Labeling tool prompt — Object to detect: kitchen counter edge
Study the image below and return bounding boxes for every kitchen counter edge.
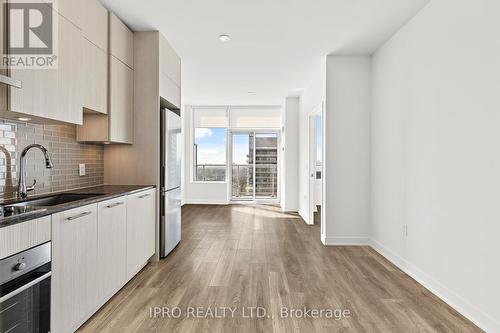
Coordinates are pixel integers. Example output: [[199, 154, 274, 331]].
[[0, 185, 156, 229]]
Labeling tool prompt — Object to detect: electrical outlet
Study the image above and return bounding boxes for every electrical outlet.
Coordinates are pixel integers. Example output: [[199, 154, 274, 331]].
[[79, 164, 86, 176], [403, 224, 408, 237]]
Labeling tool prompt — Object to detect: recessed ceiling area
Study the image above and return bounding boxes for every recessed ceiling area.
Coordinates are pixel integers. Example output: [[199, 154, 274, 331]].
[[100, 0, 430, 105]]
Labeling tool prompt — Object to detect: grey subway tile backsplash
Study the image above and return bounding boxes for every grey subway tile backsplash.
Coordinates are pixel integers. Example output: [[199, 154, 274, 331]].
[[0, 118, 104, 200]]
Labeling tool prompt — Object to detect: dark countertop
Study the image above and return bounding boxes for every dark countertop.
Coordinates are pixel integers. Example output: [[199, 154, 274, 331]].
[[0, 185, 155, 229]]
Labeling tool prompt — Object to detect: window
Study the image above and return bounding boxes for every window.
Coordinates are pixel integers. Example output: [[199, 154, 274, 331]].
[[193, 128, 227, 182]]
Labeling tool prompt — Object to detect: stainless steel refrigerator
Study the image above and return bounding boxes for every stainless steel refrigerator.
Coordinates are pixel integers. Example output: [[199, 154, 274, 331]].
[[160, 108, 182, 258]]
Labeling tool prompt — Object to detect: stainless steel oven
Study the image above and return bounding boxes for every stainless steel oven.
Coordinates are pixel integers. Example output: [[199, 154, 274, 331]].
[[0, 242, 51, 333]]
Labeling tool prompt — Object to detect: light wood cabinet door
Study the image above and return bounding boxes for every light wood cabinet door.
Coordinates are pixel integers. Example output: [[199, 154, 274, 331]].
[[160, 35, 181, 87], [97, 197, 126, 304], [50, 0, 83, 28], [159, 72, 181, 109], [126, 189, 155, 280], [0, 216, 51, 260], [109, 56, 134, 143], [109, 13, 133, 69], [51, 204, 98, 333], [82, 38, 108, 114], [82, 0, 108, 52], [0, 1, 7, 110], [9, 12, 82, 124]]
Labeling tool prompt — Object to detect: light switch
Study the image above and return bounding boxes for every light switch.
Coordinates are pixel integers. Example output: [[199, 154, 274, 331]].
[[79, 164, 86, 176]]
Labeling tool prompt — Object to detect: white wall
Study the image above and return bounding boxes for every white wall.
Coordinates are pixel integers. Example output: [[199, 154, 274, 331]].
[[323, 56, 371, 245], [371, 0, 500, 331], [281, 97, 300, 212]]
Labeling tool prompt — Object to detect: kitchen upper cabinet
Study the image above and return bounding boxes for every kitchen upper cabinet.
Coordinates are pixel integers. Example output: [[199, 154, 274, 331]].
[[109, 13, 134, 69], [52, 204, 99, 333], [109, 56, 134, 143], [160, 72, 181, 109], [80, 0, 108, 115], [50, 0, 84, 29], [126, 189, 155, 279], [82, 0, 108, 52], [78, 12, 134, 143], [77, 55, 133, 143], [82, 38, 108, 114], [97, 197, 126, 304], [159, 34, 181, 109], [160, 36, 181, 87], [6, 12, 83, 125]]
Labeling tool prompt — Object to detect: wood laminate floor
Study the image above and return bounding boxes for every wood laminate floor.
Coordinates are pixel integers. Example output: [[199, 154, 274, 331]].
[[79, 204, 482, 333]]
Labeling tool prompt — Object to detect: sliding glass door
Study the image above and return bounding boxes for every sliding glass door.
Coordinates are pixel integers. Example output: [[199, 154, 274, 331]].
[[230, 131, 279, 201]]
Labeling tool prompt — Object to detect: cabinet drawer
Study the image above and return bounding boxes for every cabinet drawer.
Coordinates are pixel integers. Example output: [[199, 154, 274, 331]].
[[0, 217, 51, 260]]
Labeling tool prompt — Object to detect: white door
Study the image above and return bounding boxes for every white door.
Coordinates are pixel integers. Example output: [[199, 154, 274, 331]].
[[309, 104, 323, 226]]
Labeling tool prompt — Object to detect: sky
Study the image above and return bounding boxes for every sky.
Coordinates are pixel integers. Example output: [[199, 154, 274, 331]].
[[232, 134, 251, 165], [195, 129, 280, 165], [316, 115, 322, 164], [195, 128, 227, 165]]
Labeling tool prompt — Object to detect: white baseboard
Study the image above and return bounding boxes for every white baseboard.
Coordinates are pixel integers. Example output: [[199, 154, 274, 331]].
[[323, 236, 369, 246], [183, 200, 228, 205], [299, 208, 312, 225], [321, 233, 327, 245], [370, 239, 499, 333]]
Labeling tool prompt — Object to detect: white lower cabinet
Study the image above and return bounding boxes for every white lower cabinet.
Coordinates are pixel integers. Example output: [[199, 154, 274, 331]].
[[126, 189, 156, 279], [97, 197, 127, 305], [51, 205, 99, 333], [51, 189, 156, 333]]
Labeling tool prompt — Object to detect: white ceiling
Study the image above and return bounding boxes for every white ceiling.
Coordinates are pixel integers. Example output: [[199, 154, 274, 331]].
[[100, 0, 429, 105]]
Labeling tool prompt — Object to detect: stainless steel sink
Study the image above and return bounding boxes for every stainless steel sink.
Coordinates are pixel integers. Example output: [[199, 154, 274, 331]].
[[6, 193, 102, 208]]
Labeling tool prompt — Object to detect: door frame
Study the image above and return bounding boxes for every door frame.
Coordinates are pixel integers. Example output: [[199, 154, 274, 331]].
[[309, 103, 324, 228], [227, 129, 281, 203]]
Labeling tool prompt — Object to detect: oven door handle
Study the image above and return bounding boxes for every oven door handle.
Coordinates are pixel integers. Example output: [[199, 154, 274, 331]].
[[0, 272, 51, 303]]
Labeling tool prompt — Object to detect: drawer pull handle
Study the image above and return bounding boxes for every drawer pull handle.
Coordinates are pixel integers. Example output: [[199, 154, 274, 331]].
[[106, 202, 124, 209], [67, 211, 92, 221], [138, 194, 151, 199]]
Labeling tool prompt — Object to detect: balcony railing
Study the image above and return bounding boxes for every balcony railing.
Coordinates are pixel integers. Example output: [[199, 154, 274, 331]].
[[195, 164, 226, 182], [232, 164, 277, 198], [195, 163, 278, 198]]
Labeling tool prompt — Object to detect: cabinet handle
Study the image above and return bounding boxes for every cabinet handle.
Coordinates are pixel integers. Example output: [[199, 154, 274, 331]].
[[106, 202, 124, 209], [66, 211, 92, 221], [0, 74, 22, 89], [138, 193, 151, 199]]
